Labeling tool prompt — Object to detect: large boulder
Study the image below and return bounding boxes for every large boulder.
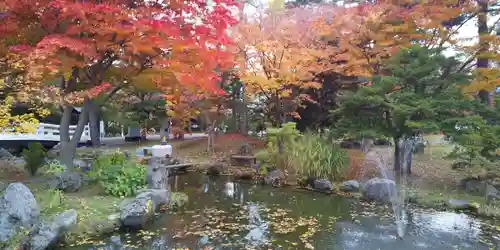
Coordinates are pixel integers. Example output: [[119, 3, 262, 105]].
[[362, 178, 397, 203], [459, 177, 487, 194], [120, 196, 155, 229], [49, 172, 83, 193], [485, 184, 500, 205], [340, 180, 361, 192], [120, 157, 173, 229], [0, 183, 40, 243], [120, 188, 170, 229], [0, 148, 13, 159], [23, 209, 77, 250], [136, 189, 170, 208], [313, 179, 333, 192]]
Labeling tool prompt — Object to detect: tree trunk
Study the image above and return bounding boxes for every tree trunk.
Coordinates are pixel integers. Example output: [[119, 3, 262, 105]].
[[88, 99, 101, 147], [203, 113, 214, 153], [231, 103, 239, 133], [59, 100, 90, 169], [476, 0, 491, 106], [141, 120, 148, 140], [393, 137, 402, 174], [239, 84, 248, 135], [404, 140, 413, 176], [187, 119, 193, 134], [393, 137, 413, 176], [274, 92, 283, 128], [239, 98, 248, 135]]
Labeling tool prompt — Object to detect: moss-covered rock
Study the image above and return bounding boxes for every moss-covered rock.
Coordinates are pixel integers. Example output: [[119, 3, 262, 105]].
[[29, 182, 123, 243]]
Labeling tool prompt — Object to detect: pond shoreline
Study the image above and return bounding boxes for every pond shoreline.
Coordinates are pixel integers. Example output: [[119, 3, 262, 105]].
[[1, 163, 498, 250], [202, 166, 500, 221], [62, 171, 499, 250]]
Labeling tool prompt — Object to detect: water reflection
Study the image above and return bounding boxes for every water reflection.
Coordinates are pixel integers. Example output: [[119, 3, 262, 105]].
[[224, 182, 234, 197], [413, 211, 480, 236], [335, 209, 492, 250], [244, 203, 270, 246], [63, 174, 498, 250]]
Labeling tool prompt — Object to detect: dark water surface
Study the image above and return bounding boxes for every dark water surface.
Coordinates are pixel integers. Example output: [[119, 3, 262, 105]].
[[64, 174, 499, 250]]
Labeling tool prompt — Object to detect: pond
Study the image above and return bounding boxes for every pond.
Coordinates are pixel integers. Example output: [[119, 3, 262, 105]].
[[65, 173, 499, 250]]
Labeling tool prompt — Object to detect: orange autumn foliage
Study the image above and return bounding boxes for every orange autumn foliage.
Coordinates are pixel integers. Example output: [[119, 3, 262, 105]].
[[234, 7, 325, 121], [311, 2, 471, 78], [1, 0, 239, 107]]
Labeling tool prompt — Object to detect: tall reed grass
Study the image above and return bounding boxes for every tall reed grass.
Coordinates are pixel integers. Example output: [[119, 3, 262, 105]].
[[290, 132, 349, 181]]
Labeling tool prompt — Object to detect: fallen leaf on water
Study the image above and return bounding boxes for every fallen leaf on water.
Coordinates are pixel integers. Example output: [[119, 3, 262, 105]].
[[304, 242, 315, 249]]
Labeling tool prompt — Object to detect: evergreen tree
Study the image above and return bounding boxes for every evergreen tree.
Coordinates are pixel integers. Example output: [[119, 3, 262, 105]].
[[333, 45, 493, 174]]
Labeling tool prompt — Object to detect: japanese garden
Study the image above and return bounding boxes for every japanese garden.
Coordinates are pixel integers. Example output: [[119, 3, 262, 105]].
[[0, 0, 499, 249]]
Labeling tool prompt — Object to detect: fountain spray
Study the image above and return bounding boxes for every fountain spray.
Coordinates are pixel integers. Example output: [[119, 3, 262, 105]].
[[370, 137, 416, 239]]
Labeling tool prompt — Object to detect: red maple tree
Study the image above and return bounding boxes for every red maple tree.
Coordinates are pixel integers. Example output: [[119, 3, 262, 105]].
[[1, 0, 239, 166]]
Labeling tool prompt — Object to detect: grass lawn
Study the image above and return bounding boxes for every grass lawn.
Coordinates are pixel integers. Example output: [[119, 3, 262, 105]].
[[366, 137, 500, 218]]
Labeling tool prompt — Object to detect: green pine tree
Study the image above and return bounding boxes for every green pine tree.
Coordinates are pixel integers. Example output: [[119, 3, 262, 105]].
[[333, 45, 497, 174]]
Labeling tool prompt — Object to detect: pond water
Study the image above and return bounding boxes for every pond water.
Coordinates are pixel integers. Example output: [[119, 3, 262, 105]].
[[65, 174, 499, 250]]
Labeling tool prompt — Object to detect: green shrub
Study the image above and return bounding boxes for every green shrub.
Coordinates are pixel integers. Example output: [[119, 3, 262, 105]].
[[256, 122, 301, 172], [22, 142, 47, 176], [291, 132, 349, 181], [86, 151, 128, 181], [444, 115, 500, 176], [40, 160, 66, 175], [36, 188, 65, 214], [87, 151, 146, 197], [99, 162, 146, 197], [256, 124, 348, 181]]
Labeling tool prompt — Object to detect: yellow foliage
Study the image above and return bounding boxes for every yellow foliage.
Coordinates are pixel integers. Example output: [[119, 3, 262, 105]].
[[235, 8, 321, 99], [130, 68, 178, 91], [0, 96, 39, 134], [463, 68, 500, 93], [166, 109, 175, 117], [302, 81, 322, 89], [269, 0, 284, 10]]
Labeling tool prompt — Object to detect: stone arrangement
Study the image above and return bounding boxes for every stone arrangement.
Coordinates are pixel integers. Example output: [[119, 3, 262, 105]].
[[0, 152, 178, 249], [0, 183, 77, 250], [119, 156, 172, 229]]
